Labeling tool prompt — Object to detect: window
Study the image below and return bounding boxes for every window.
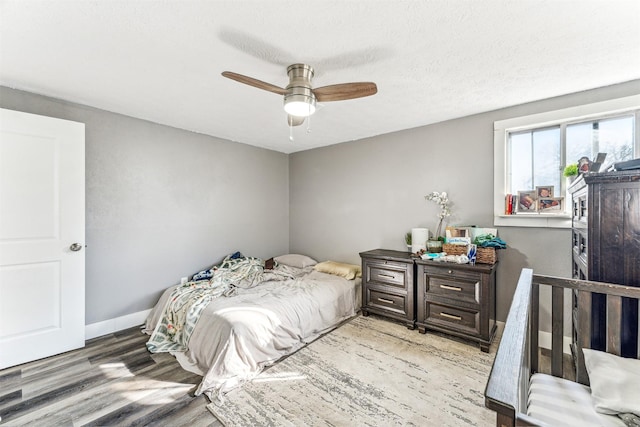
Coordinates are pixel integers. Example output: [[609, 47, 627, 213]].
[[494, 95, 640, 228]]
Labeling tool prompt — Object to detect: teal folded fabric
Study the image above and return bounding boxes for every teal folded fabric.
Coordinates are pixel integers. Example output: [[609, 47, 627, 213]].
[[473, 234, 507, 249]]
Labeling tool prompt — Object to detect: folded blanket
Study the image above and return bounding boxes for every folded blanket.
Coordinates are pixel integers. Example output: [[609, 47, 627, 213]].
[[473, 234, 507, 249]]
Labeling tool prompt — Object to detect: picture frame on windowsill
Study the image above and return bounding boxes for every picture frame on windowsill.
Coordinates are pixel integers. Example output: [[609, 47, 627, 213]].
[[517, 190, 537, 212], [536, 186, 554, 198], [538, 197, 564, 212]]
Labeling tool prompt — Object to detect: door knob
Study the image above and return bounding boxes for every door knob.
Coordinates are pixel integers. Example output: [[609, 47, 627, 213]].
[[70, 243, 83, 252]]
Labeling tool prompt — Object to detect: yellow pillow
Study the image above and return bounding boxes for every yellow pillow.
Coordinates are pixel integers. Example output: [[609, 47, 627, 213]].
[[314, 261, 362, 280]]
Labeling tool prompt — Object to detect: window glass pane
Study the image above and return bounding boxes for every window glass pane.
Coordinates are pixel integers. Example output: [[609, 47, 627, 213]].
[[599, 116, 634, 167], [533, 127, 561, 193], [567, 116, 635, 169], [509, 132, 532, 193], [509, 127, 561, 195], [566, 122, 592, 165]]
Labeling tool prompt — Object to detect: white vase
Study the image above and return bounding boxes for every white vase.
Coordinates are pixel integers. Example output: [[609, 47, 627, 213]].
[[411, 228, 429, 253]]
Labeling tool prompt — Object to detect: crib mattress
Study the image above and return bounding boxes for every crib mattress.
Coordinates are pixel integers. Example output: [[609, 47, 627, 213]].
[[527, 373, 625, 427]]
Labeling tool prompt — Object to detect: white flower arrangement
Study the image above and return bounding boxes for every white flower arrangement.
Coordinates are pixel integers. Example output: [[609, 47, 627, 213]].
[[424, 191, 451, 238]]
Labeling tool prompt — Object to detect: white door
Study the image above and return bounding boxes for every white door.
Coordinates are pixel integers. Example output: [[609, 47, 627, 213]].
[[0, 108, 85, 369]]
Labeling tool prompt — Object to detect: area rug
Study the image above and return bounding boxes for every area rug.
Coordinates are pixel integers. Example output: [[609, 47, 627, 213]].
[[207, 315, 498, 426]]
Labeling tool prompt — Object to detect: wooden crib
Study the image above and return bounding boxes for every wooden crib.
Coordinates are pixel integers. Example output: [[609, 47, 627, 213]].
[[484, 268, 640, 427]]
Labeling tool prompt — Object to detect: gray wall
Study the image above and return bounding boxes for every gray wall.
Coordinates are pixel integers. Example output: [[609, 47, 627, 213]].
[[0, 86, 290, 324], [3, 80, 639, 326], [289, 80, 640, 321]]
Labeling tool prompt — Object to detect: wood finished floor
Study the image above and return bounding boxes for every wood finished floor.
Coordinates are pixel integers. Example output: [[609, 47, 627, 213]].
[[0, 327, 221, 427]]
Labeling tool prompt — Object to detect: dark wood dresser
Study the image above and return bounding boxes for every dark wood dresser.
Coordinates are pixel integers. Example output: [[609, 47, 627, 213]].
[[359, 249, 416, 329], [414, 260, 497, 352], [569, 170, 640, 357]]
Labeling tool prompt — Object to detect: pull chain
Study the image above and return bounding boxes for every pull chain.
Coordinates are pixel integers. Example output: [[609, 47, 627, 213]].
[[289, 118, 294, 142]]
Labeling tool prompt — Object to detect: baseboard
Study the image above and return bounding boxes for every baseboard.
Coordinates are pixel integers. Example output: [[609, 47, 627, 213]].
[[538, 330, 572, 354], [85, 309, 152, 340], [496, 321, 571, 354]]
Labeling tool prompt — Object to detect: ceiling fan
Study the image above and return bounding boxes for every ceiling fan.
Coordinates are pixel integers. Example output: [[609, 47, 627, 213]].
[[221, 64, 377, 126]]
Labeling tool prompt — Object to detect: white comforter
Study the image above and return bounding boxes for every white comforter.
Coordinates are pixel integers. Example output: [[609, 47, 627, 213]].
[[143, 266, 361, 400]]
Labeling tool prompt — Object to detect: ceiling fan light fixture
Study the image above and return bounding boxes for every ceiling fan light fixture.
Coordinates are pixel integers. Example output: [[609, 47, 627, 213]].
[[222, 62, 377, 125], [284, 93, 316, 117]]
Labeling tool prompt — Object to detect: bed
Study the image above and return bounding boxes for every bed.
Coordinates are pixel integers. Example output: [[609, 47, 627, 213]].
[[484, 269, 640, 427], [142, 252, 362, 400]]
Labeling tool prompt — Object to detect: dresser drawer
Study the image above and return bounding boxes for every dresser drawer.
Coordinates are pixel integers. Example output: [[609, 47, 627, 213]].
[[425, 302, 480, 335], [366, 289, 407, 315], [421, 265, 482, 283], [425, 276, 479, 304], [364, 260, 409, 290]]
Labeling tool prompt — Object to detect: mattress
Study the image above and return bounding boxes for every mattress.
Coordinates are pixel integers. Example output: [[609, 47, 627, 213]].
[[527, 373, 625, 427], [144, 267, 361, 400]]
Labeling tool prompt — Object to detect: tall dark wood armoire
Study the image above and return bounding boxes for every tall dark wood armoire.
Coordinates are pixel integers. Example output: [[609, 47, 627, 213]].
[[569, 169, 640, 357]]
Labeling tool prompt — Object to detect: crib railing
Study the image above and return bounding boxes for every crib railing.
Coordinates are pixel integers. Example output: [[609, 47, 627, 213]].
[[484, 268, 640, 427]]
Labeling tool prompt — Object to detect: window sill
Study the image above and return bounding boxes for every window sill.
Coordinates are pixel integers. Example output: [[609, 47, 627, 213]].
[[494, 214, 571, 228]]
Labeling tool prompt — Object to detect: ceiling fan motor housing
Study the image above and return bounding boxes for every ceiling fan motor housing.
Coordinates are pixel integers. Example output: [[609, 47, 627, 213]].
[[284, 63, 316, 116]]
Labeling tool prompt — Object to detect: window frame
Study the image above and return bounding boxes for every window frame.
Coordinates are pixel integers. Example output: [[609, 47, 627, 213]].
[[494, 94, 640, 228]]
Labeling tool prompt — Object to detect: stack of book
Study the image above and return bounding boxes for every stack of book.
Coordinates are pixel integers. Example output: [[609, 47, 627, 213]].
[[504, 194, 517, 215]]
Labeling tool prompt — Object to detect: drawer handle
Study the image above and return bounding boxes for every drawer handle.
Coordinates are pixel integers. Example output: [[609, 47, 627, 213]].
[[440, 312, 462, 321], [447, 270, 453, 274], [379, 273, 395, 278], [378, 297, 394, 304], [439, 284, 462, 292]]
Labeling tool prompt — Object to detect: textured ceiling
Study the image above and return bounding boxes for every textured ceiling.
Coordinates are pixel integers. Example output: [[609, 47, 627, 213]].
[[1, 1, 639, 153]]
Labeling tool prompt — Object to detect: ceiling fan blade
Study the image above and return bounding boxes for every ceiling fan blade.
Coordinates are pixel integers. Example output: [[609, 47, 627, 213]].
[[287, 115, 305, 127], [313, 82, 377, 102], [221, 71, 287, 95]]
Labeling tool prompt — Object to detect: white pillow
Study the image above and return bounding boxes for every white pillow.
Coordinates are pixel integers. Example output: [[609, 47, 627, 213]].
[[273, 254, 317, 269], [583, 348, 640, 416]]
